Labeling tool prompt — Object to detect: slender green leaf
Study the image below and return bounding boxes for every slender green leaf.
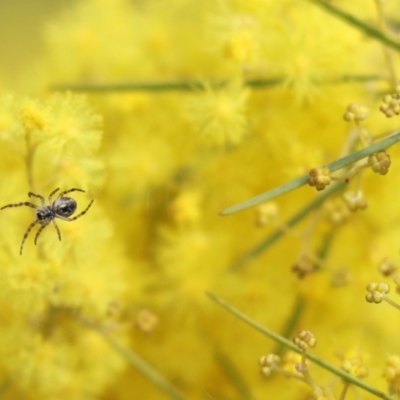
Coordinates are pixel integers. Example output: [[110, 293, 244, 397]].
[[98, 329, 187, 400], [51, 75, 382, 92], [309, 0, 400, 52], [208, 292, 395, 400], [221, 131, 400, 215], [230, 182, 345, 271]]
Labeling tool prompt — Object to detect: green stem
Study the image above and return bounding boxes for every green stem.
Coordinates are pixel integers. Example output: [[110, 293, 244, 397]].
[[215, 351, 253, 400], [51, 75, 382, 92], [221, 131, 400, 215], [52, 78, 281, 92], [276, 296, 305, 355], [0, 378, 12, 396], [373, 0, 397, 86], [314, 228, 337, 271], [383, 295, 400, 311], [230, 182, 345, 271], [309, 0, 400, 52], [207, 292, 395, 400], [339, 381, 351, 400], [97, 328, 187, 400]]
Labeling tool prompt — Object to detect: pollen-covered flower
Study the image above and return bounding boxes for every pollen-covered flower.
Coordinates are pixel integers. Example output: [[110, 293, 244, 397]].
[[46, 93, 103, 156], [2, 0, 400, 399], [20, 97, 49, 133], [167, 189, 202, 227], [0, 94, 27, 163], [207, 1, 263, 65], [186, 81, 249, 147]]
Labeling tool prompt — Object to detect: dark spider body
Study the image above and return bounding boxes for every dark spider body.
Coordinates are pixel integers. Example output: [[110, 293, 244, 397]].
[[1, 188, 93, 255], [36, 197, 77, 223]]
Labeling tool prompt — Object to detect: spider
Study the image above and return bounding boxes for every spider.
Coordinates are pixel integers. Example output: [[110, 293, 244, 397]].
[[1, 188, 94, 255]]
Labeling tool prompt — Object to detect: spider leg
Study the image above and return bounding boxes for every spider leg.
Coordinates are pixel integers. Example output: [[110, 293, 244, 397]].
[[28, 192, 45, 206], [48, 188, 60, 203], [52, 220, 62, 241], [34, 224, 48, 245], [58, 188, 85, 198], [20, 221, 38, 255], [1, 202, 38, 210], [56, 199, 94, 221]]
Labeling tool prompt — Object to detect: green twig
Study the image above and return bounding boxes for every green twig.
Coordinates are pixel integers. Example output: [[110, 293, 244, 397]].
[[207, 292, 395, 400], [309, 0, 400, 52], [314, 229, 337, 271], [221, 131, 400, 215], [215, 351, 253, 400], [51, 75, 382, 92], [97, 328, 187, 400], [276, 296, 304, 355], [230, 182, 345, 271], [52, 78, 281, 92], [0, 378, 12, 396]]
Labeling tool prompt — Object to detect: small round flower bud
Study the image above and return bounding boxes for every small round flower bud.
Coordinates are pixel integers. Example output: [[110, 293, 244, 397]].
[[293, 330, 317, 351], [259, 353, 280, 367], [342, 190, 367, 212], [308, 167, 331, 191], [343, 103, 369, 122], [135, 308, 159, 333], [292, 256, 315, 279], [342, 358, 369, 378], [365, 292, 383, 303], [368, 151, 391, 175], [378, 258, 398, 277], [106, 299, 123, 318], [260, 366, 273, 376], [311, 387, 336, 400], [324, 199, 351, 225], [380, 87, 400, 118], [295, 362, 307, 373], [255, 202, 279, 227], [383, 355, 400, 387], [365, 282, 390, 303], [259, 354, 280, 376]]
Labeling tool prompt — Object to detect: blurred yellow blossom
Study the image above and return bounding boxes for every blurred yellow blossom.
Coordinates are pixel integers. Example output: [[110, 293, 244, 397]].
[[0, 0, 400, 399], [186, 81, 249, 147]]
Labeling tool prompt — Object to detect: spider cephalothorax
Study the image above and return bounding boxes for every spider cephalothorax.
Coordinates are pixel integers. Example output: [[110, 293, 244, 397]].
[[1, 188, 94, 254]]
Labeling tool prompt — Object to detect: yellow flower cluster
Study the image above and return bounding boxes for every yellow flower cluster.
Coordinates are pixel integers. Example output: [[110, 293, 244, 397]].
[[0, 0, 400, 399], [0, 92, 128, 398]]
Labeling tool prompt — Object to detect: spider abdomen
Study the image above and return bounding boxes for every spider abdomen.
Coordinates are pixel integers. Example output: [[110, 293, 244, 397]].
[[53, 197, 77, 217]]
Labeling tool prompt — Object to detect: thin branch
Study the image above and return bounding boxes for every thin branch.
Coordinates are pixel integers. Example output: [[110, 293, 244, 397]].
[[276, 296, 305, 355], [96, 327, 187, 400], [221, 131, 400, 216], [215, 351, 253, 400], [51, 75, 383, 92], [0, 378, 12, 396], [207, 292, 395, 400], [230, 182, 345, 271], [309, 0, 400, 52]]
